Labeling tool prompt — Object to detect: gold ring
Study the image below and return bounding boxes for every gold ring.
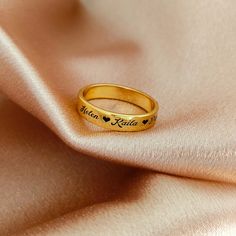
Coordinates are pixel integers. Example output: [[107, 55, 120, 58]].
[[77, 83, 159, 131]]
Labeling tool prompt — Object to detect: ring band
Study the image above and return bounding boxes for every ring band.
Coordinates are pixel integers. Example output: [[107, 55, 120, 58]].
[[77, 83, 159, 131]]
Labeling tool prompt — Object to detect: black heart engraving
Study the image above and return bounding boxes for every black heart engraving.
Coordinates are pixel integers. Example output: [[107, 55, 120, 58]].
[[103, 116, 110, 122], [142, 119, 148, 124]]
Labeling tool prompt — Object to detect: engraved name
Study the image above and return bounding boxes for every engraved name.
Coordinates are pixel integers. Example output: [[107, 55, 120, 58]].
[[111, 118, 138, 128], [80, 106, 99, 119]]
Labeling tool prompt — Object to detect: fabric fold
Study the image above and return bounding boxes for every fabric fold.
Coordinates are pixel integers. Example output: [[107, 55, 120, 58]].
[[1, 0, 236, 235], [0, 0, 236, 183]]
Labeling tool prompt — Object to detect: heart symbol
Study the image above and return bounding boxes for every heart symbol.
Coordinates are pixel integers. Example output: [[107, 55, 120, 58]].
[[142, 119, 148, 124], [103, 116, 110, 122]]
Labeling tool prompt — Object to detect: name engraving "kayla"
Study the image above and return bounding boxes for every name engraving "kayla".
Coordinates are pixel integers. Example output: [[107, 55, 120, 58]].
[[80, 106, 99, 119]]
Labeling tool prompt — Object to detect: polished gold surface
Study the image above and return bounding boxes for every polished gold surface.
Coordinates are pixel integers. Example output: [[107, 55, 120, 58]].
[[77, 84, 159, 131]]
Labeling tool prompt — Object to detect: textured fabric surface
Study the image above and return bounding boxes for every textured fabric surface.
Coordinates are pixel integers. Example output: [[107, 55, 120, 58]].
[[0, 0, 236, 235]]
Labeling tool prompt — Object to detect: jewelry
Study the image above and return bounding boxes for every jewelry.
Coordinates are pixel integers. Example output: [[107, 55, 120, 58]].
[[77, 83, 159, 131]]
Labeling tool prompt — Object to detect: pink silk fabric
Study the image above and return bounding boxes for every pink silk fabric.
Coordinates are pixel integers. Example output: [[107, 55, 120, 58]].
[[0, 0, 236, 235]]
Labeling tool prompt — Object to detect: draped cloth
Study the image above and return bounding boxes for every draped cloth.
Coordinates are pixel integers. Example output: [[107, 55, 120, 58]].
[[0, 1, 236, 235]]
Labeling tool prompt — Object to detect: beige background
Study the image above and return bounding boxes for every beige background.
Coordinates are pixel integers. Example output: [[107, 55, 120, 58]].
[[0, 0, 236, 235]]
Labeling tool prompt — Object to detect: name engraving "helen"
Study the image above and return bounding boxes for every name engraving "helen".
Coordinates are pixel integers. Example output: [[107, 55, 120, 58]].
[[80, 106, 99, 119]]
